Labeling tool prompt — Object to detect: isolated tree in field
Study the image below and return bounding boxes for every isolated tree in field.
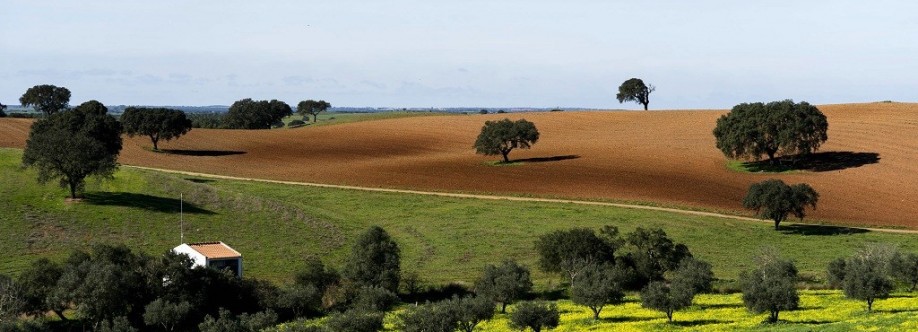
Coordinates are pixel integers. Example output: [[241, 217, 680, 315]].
[[224, 98, 293, 129], [474, 118, 539, 163], [891, 252, 918, 292], [22, 100, 123, 199], [640, 281, 694, 323], [837, 246, 896, 312], [19, 84, 71, 116], [616, 78, 655, 110], [535, 228, 617, 286], [743, 179, 819, 230], [570, 263, 625, 320], [475, 260, 532, 313], [121, 107, 193, 151], [625, 227, 692, 283], [297, 99, 331, 122], [739, 251, 799, 323], [713, 100, 828, 163], [343, 226, 401, 292]]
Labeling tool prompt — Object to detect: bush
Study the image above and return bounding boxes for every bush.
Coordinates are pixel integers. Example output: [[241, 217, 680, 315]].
[[352, 286, 398, 311], [397, 301, 455, 332], [508, 301, 559, 332], [288, 119, 307, 127], [343, 226, 401, 292], [325, 310, 384, 332]]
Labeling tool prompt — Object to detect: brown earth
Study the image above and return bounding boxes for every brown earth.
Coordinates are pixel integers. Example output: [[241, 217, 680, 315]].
[[2, 102, 916, 228]]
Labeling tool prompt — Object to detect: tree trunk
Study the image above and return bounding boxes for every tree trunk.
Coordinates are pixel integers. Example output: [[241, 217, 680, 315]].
[[774, 219, 781, 230], [766, 149, 777, 164], [313, 113, 318, 122], [151, 135, 160, 151], [643, 102, 649, 111], [667, 311, 673, 323], [867, 299, 873, 312], [54, 309, 68, 321], [770, 310, 779, 322], [501, 302, 507, 313], [69, 179, 78, 199], [501, 151, 510, 163], [592, 307, 601, 320]]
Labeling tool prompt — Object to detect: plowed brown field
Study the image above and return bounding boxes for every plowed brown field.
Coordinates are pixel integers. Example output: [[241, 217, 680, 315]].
[[2, 103, 916, 228]]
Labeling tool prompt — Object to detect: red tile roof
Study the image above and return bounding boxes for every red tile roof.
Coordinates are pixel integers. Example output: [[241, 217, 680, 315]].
[[188, 242, 241, 259]]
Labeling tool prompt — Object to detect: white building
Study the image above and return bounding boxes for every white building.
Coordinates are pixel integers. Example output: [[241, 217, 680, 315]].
[[172, 241, 243, 277]]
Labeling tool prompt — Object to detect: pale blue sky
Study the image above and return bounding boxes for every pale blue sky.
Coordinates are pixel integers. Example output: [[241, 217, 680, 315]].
[[2, 1, 916, 109]]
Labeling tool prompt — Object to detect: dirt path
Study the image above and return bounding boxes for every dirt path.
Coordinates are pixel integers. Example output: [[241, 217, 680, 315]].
[[125, 165, 918, 235]]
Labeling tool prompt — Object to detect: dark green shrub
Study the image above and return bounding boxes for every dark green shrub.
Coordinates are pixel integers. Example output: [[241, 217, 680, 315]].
[[325, 310, 384, 332], [508, 301, 559, 332]]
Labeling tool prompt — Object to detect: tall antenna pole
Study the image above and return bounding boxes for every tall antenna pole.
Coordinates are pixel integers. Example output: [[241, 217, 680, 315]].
[[180, 193, 184, 244]]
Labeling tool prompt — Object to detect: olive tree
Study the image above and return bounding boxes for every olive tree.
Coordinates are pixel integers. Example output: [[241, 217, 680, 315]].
[[835, 246, 896, 312], [474, 118, 539, 163], [743, 179, 819, 230], [121, 107, 193, 151], [297, 100, 331, 122], [616, 78, 655, 110], [143, 298, 192, 331], [20, 84, 71, 116], [713, 100, 828, 163], [343, 226, 401, 292], [474, 260, 532, 313], [739, 251, 799, 323], [640, 281, 693, 323], [534, 228, 617, 286], [891, 252, 918, 292], [570, 264, 625, 320], [22, 100, 123, 198], [508, 301, 559, 332], [625, 227, 692, 284]]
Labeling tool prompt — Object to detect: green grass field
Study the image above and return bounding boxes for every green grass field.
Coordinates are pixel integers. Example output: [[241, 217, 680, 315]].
[[2, 147, 916, 289]]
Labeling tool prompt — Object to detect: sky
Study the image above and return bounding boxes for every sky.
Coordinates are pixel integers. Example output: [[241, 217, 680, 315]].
[[2, 1, 917, 109]]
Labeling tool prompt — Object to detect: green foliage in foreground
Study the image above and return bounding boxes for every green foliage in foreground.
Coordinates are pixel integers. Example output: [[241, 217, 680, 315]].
[[2, 147, 918, 288]]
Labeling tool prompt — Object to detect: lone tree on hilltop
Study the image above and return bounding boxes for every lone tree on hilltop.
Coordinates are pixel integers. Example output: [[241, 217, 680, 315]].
[[743, 179, 819, 230], [713, 100, 828, 164], [20, 84, 72, 116], [121, 107, 193, 151], [474, 118, 539, 163], [475, 259, 532, 313], [0, 102, 7, 117], [22, 100, 123, 199], [224, 98, 292, 129], [616, 78, 655, 110], [343, 226, 401, 292], [739, 250, 799, 323], [297, 99, 331, 123]]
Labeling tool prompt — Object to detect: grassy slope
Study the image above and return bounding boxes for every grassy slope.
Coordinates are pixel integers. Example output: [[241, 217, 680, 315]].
[[2, 148, 916, 288]]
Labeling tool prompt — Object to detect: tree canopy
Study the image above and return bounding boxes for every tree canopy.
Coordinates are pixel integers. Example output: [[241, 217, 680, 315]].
[[739, 251, 799, 323], [22, 100, 123, 198], [343, 226, 402, 292], [19, 84, 72, 116], [640, 281, 693, 323], [224, 99, 292, 129], [743, 179, 819, 230], [474, 118, 539, 163], [474, 260, 532, 313], [297, 100, 331, 122], [534, 228, 617, 286], [121, 107, 193, 151], [570, 264, 625, 320], [713, 100, 828, 163], [616, 78, 655, 110]]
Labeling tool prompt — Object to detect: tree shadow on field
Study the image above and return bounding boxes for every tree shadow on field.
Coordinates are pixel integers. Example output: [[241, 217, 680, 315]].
[[84, 192, 214, 214], [160, 149, 246, 157], [793, 319, 833, 325], [669, 319, 726, 327], [779, 224, 869, 236], [701, 303, 743, 309], [185, 178, 215, 184], [740, 151, 879, 172], [602, 316, 654, 323], [514, 155, 580, 163]]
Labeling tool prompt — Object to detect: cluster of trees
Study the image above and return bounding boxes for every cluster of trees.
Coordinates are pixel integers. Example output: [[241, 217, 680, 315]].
[[0, 226, 403, 332], [224, 99, 293, 129], [474, 118, 540, 163]]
